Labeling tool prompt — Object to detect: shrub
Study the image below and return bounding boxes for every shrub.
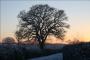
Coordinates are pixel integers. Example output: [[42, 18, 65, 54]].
[[62, 42, 90, 60], [0, 44, 25, 60]]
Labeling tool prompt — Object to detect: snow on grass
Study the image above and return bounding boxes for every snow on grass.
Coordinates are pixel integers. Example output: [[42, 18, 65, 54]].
[[29, 53, 63, 60]]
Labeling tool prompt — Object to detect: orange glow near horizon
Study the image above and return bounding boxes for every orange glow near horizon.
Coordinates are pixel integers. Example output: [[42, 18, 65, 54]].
[[0, 33, 16, 42], [0, 32, 90, 43]]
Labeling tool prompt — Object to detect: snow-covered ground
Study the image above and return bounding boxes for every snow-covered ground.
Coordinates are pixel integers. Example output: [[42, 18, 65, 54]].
[[24, 44, 64, 51], [28, 53, 63, 60]]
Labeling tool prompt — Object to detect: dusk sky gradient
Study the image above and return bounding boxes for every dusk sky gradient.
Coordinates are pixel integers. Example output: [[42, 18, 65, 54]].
[[0, 1, 90, 42]]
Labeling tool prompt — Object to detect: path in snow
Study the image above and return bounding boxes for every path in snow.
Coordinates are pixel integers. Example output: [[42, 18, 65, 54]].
[[29, 53, 63, 60]]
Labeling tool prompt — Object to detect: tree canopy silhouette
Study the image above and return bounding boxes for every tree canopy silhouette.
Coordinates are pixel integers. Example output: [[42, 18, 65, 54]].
[[15, 4, 70, 49]]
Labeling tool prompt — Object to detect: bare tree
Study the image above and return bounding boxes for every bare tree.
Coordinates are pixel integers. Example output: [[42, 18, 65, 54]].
[[2, 37, 15, 44], [15, 4, 70, 49]]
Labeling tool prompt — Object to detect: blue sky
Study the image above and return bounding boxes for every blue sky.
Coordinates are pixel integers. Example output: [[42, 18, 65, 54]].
[[0, 1, 90, 42]]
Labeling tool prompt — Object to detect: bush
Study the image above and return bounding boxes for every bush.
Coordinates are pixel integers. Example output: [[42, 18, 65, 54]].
[[62, 42, 90, 60], [0, 44, 25, 60]]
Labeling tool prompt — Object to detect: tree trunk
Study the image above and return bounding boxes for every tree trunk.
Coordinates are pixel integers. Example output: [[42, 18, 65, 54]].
[[17, 39, 20, 45], [39, 35, 47, 49], [36, 33, 47, 49], [39, 42, 45, 49]]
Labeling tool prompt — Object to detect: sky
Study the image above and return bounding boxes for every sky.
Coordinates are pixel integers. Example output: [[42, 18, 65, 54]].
[[0, 0, 90, 42]]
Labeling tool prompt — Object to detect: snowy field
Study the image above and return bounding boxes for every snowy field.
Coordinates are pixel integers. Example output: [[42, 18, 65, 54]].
[[29, 53, 63, 60]]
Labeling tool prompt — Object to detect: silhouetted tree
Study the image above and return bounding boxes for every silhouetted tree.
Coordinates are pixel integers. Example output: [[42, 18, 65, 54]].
[[2, 37, 15, 44], [71, 38, 80, 44], [15, 4, 70, 49]]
